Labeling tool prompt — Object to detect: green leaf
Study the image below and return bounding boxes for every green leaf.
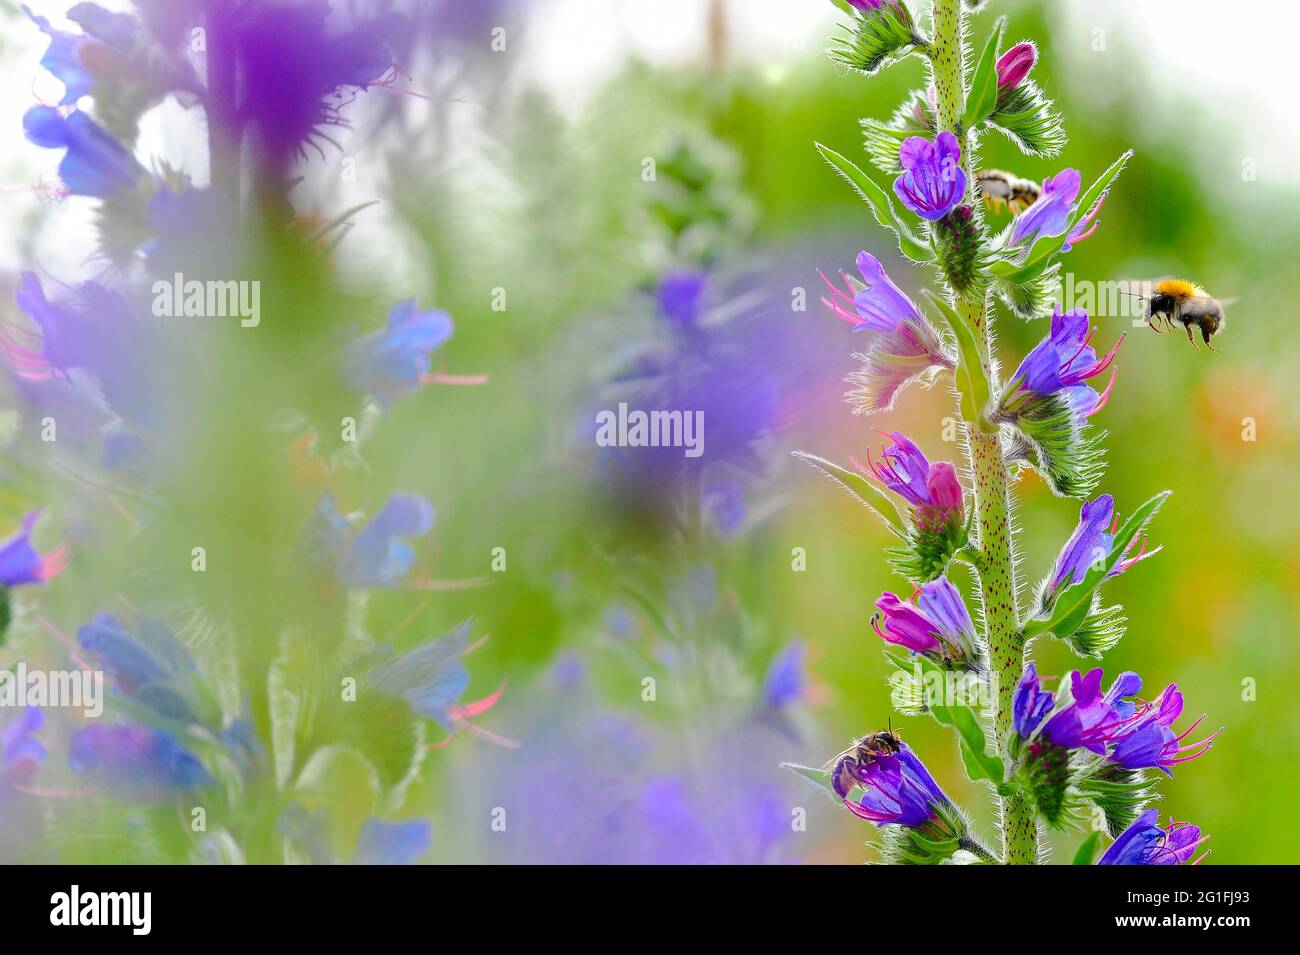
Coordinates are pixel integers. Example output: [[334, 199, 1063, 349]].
[[1024, 490, 1170, 641], [963, 17, 1006, 129], [791, 451, 907, 536], [923, 291, 995, 433], [781, 762, 840, 802], [814, 141, 932, 262], [986, 79, 1067, 158], [828, 3, 921, 78], [1071, 830, 1102, 865], [1017, 150, 1132, 272]]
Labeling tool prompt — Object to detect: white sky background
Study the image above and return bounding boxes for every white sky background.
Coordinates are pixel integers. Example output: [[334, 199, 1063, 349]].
[[3, 0, 1299, 280]]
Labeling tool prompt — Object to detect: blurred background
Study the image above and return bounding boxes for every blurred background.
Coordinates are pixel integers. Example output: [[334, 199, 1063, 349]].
[[0, 0, 1296, 863]]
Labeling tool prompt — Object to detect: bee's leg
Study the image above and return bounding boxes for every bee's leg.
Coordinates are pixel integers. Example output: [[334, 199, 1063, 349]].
[[1202, 325, 1220, 352], [1185, 322, 1200, 351]]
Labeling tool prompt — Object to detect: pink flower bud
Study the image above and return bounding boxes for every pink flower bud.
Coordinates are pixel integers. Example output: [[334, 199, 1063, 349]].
[[995, 42, 1036, 92]]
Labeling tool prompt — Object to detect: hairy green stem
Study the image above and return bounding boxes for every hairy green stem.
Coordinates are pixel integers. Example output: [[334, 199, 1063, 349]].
[[928, 0, 1035, 864]]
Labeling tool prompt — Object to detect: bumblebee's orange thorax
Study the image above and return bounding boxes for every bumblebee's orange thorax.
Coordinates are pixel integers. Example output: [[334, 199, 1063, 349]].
[[1154, 279, 1203, 300]]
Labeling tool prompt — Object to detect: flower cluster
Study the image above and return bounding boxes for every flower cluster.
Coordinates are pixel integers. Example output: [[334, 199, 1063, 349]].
[[801, 0, 1220, 867]]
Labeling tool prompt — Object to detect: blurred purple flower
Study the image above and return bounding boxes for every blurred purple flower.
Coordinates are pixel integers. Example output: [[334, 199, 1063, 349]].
[[762, 640, 808, 710], [342, 299, 454, 408], [1099, 809, 1208, 865], [24, 5, 97, 105], [1, 708, 46, 789], [77, 614, 200, 723], [69, 725, 211, 797], [232, 2, 404, 165], [23, 106, 144, 198], [894, 132, 966, 221], [0, 511, 69, 587], [656, 270, 709, 329], [354, 818, 432, 865], [307, 491, 434, 588]]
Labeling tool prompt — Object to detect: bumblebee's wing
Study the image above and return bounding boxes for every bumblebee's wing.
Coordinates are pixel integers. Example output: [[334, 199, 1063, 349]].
[[1180, 296, 1223, 320]]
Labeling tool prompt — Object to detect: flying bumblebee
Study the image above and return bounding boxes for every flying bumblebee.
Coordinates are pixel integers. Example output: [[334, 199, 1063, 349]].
[[1144, 279, 1226, 352], [825, 725, 904, 797], [976, 169, 1041, 215]]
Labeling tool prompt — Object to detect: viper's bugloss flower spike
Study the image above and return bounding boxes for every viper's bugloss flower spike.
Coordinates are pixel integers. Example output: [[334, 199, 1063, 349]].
[[1046, 493, 1161, 601], [995, 42, 1036, 92], [1108, 684, 1223, 775], [69, 725, 212, 797], [1, 707, 46, 789], [23, 106, 145, 199], [353, 818, 433, 865], [0, 511, 69, 587], [1099, 809, 1209, 865], [894, 132, 967, 221], [872, 577, 980, 668], [342, 299, 454, 408]]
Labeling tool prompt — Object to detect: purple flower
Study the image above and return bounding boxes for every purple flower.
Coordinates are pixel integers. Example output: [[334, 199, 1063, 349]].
[[77, 614, 199, 723], [23, 106, 144, 199], [307, 492, 435, 589], [24, 5, 97, 105], [872, 577, 978, 666], [840, 744, 952, 827], [69, 725, 211, 797], [354, 818, 432, 865], [1108, 684, 1222, 775], [1004, 307, 1123, 420], [762, 640, 808, 710], [819, 251, 921, 334], [1008, 168, 1103, 251], [1047, 494, 1160, 598], [1, 708, 45, 789], [1013, 664, 1055, 739], [1099, 809, 1208, 865], [856, 432, 965, 533], [995, 42, 1036, 92], [1039, 668, 1138, 755], [342, 299, 454, 408], [656, 270, 709, 328], [894, 132, 967, 221], [0, 511, 68, 588], [366, 620, 505, 733], [822, 254, 955, 413], [232, 3, 403, 167]]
